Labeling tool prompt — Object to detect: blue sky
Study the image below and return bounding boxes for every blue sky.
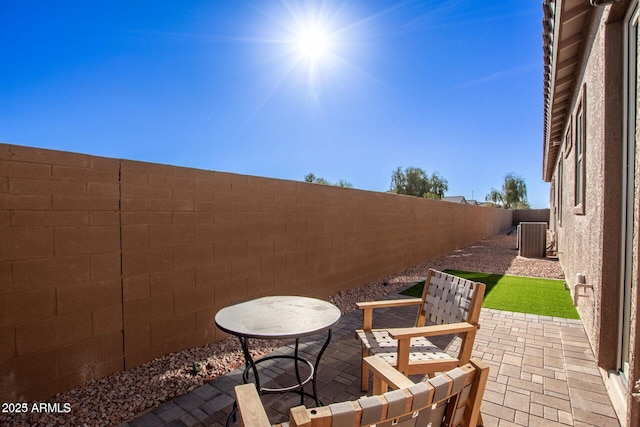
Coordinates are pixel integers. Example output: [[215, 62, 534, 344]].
[[1, 1, 548, 207]]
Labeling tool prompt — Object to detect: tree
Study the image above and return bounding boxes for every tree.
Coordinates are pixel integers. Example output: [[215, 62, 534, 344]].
[[304, 173, 353, 188], [389, 166, 448, 199], [428, 172, 448, 199], [485, 173, 529, 209], [305, 173, 331, 185], [335, 179, 353, 188]]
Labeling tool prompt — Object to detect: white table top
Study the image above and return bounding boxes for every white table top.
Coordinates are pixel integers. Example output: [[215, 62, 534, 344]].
[[214, 296, 341, 339]]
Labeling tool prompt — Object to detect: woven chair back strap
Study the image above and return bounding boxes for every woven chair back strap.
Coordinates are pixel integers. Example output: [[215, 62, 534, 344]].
[[326, 366, 471, 427], [422, 270, 475, 325]]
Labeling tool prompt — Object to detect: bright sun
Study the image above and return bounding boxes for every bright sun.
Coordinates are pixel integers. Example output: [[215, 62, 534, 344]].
[[251, 1, 361, 100], [296, 26, 331, 61]]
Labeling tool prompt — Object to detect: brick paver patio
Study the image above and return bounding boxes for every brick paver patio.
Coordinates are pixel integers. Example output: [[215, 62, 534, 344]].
[[120, 287, 620, 427]]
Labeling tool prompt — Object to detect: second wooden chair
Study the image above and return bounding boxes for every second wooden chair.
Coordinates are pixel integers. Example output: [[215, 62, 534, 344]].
[[355, 269, 486, 391]]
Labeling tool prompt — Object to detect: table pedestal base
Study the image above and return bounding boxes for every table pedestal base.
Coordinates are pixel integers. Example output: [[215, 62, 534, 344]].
[[227, 330, 332, 425]]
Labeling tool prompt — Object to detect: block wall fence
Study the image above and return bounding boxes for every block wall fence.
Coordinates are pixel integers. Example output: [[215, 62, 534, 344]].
[[0, 143, 513, 401], [512, 208, 550, 225]]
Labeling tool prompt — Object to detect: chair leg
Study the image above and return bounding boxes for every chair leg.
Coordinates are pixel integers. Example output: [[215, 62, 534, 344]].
[[361, 347, 370, 392]]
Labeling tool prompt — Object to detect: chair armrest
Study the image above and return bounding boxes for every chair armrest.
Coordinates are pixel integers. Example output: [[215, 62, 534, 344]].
[[364, 355, 414, 394], [388, 322, 477, 340], [234, 383, 271, 427], [356, 298, 423, 310], [357, 298, 423, 330]]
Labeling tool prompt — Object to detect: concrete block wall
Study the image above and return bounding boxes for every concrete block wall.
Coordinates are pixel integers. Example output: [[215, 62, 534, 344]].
[[513, 208, 550, 225], [0, 144, 123, 401], [0, 143, 512, 401]]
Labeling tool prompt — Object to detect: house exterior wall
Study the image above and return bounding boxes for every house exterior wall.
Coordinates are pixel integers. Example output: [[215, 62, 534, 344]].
[[547, 2, 638, 424], [0, 143, 513, 401], [552, 8, 609, 358]]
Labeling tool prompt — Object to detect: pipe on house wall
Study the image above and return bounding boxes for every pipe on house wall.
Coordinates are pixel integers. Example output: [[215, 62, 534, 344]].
[[574, 273, 594, 306]]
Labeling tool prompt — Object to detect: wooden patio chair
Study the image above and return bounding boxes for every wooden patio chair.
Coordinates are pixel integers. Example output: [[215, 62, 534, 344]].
[[356, 269, 486, 391], [234, 356, 489, 427]]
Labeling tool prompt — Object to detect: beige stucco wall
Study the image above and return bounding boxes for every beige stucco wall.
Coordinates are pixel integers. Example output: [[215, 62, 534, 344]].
[[548, 5, 638, 424], [552, 8, 607, 361], [0, 143, 512, 401]]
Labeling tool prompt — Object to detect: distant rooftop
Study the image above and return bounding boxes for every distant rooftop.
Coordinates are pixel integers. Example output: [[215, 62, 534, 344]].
[[442, 196, 468, 204]]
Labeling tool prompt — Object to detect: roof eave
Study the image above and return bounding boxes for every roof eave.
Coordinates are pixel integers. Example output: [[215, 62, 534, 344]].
[[542, 0, 594, 182]]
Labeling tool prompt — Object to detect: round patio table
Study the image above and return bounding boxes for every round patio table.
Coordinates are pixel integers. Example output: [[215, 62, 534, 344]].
[[215, 296, 341, 414]]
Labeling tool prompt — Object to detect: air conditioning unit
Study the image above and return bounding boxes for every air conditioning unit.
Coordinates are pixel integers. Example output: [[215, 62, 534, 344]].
[[518, 222, 547, 258]]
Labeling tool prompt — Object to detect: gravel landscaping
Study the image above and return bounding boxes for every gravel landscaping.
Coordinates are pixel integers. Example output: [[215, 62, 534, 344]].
[[1, 229, 565, 427]]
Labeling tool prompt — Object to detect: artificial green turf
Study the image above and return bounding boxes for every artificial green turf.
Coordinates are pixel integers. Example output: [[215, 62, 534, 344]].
[[401, 269, 580, 319]]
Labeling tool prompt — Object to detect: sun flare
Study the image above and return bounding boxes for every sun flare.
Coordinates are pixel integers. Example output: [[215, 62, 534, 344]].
[[296, 26, 331, 61], [249, 1, 370, 103]]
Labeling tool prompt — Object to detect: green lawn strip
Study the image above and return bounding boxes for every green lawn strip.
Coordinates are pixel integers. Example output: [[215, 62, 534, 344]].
[[400, 269, 580, 319]]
